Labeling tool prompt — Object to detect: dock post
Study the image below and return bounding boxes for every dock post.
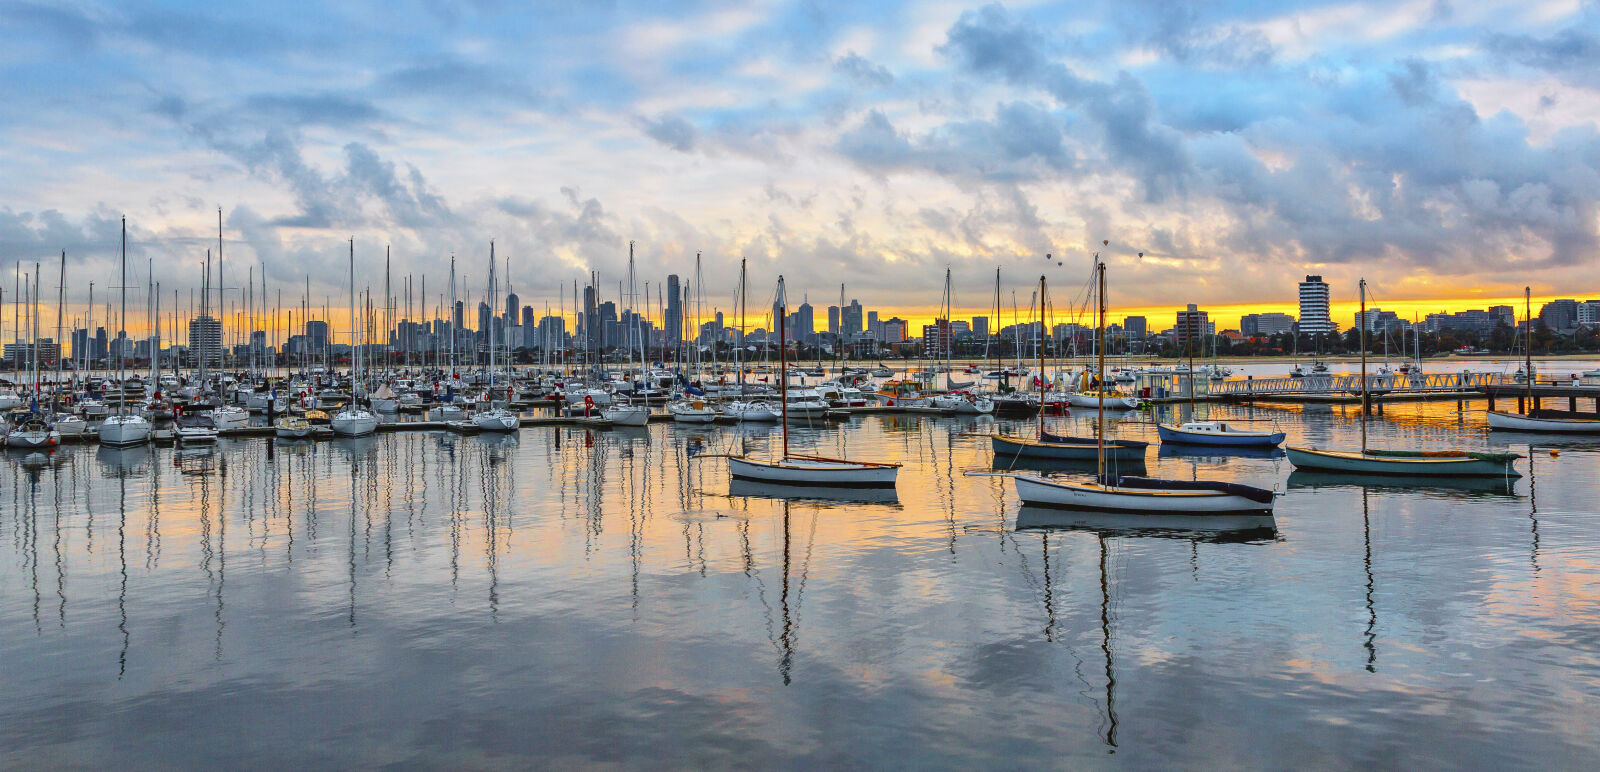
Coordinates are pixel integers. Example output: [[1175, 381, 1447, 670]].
[[1487, 392, 1495, 411], [1571, 396, 1578, 412], [1518, 395, 1525, 412], [1534, 395, 1541, 411]]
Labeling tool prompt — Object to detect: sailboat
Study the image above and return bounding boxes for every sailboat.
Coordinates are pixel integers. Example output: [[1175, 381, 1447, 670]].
[[97, 218, 153, 446], [472, 242, 521, 432], [723, 258, 780, 422], [1487, 287, 1600, 433], [1011, 253, 1276, 518], [727, 276, 899, 488], [6, 264, 58, 449], [992, 272, 1147, 463], [330, 239, 378, 437], [602, 242, 651, 427], [1288, 279, 1522, 475]]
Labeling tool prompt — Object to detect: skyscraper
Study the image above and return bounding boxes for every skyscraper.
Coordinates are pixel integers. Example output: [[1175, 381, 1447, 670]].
[[583, 284, 598, 350], [1175, 305, 1208, 348], [1298, 275, 1335, 336], [189, 315, 222, 367], [665, 274, 682, 345], [828, 305, 840, 336], [504, 292, 520, 325]]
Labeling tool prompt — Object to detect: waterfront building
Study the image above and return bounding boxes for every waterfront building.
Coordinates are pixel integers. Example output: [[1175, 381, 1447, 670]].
[[1298, 275, 1335, 336]]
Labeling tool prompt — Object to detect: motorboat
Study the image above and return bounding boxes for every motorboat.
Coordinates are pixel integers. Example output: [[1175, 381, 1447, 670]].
[[783, 389, 830, 421], [429, 403, 466, 421], [602, 402, 651, 426], [1157, 421, 1285, 447], [724, 400, 780, 422], [210, 405, 250, 430], [930, 392, 995, 414], [52, 413, 88, 438], [274, 416, 314, 439], [668, 399, 720, 423], [174, 413, 219, 443]]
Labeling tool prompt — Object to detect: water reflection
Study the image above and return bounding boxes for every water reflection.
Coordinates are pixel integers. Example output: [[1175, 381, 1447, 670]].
[[2, 405, 1599, 767]]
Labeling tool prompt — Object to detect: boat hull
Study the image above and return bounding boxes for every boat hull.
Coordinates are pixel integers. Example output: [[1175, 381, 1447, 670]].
[[473, 411, 521, 432], [1286, 446, 1520, 477], [330, 411, 379, 437], [602, 406, 650, 426], [991, 435, 1147, 462], [1157, 424, 1286, 447], [97, 416, 152, 446], [5, 430, 58, 449], [1486, 410, 1600, 433], [728, 456, 897, 487], [1014, 476, 1274, 520]]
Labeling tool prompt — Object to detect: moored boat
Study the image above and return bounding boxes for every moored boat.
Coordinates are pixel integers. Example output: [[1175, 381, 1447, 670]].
[[1486, 409, 1600, 433], [1157, 421, 1285, 447], [1285, 446, 1521, 477]]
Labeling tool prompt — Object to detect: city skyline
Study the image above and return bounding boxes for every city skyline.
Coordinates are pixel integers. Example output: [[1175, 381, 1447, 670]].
[[3, 2, 1598, 322]]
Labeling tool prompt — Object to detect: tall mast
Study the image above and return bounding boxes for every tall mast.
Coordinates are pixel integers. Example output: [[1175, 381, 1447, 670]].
[[1359, 278, 1368, 454], [54, 250, 65, 407], [1096, 258, 1106, 481], [1524, 286, 1533, 403], [117, 217, 128, 415], [349, 238, 358, 400], [778, 275, 789, 458], [1037, 272, 1046, 439], [738, 258, 747, 393], [487, 241, 496, 392]]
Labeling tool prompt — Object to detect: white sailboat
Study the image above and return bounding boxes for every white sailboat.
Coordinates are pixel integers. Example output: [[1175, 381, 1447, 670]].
[[1487, 287, 1600, 433], [472, 242, 520, 432], [727, 276, 899, 488], [602, 242, 651, 428], [1289, 279, 1522, 475], [1011, 251, 1275, 519], [330, 239, 378, 438], [97, 217, 152, 447]]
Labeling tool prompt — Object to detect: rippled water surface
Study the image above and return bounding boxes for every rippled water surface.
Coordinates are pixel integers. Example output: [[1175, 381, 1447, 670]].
[[4, 402, 1599, 767]]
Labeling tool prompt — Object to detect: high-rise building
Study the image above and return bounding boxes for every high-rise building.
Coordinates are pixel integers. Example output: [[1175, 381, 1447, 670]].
[[1175, 304, 1208, 348], [477, 302, 492, 343], [881, 317, 908, 343], [1122, 316, 1147, 339], [504, 292, 520, 324], [665, 274, 683, 345], [793, 301, 814, 341], [453, 300, 465, 332], [582, 285, 599, 350], [827, 306, 840, 336], [94, 326, 108, 361], [1353, 309, 1409, 334], [189, 315, 222, 367], [841, 299, 864, 337], [1298, 275, 1335, 336], [921, 319, 952, 356], [972, 316, 989, 338], [71, 328, 89, 362]]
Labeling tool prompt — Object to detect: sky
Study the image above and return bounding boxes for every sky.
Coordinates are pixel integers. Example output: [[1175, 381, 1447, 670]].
[[1, 0, 1598, 335]]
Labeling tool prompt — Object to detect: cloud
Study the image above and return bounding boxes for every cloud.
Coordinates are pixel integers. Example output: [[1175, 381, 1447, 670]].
[[639, 112, 697, 152], [833, 52, 894, 87]]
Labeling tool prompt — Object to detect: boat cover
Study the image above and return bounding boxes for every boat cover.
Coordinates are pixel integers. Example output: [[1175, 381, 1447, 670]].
[[1104, 475, 1275, 504]]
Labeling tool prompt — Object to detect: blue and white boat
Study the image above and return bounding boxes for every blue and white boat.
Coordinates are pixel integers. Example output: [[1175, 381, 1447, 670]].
[[1157, 421, 1285, 448]]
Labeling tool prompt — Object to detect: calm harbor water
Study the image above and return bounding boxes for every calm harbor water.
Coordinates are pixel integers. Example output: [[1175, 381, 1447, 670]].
[[3, 402, 1598, 767]]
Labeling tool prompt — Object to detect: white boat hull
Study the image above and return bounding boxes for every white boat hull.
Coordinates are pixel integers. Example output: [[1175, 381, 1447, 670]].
[[473, 410, 521, 432], [330, 410, 379, 437], [726, 403, 780, 422], [1014, 476, 1274, 517], [97, 415, 153, 446], [5, 429, 59, 449], [603, 406, 650, 426], [176, 428, 219, 443], [728, 456, 897, 487], [1066, 393, 1140, 409], [211, 407, 250, 430], [1486, 410, 1600, 433]]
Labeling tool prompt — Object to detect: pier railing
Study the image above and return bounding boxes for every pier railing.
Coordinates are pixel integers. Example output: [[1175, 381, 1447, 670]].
[[1207, 371, 1510, 397]]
